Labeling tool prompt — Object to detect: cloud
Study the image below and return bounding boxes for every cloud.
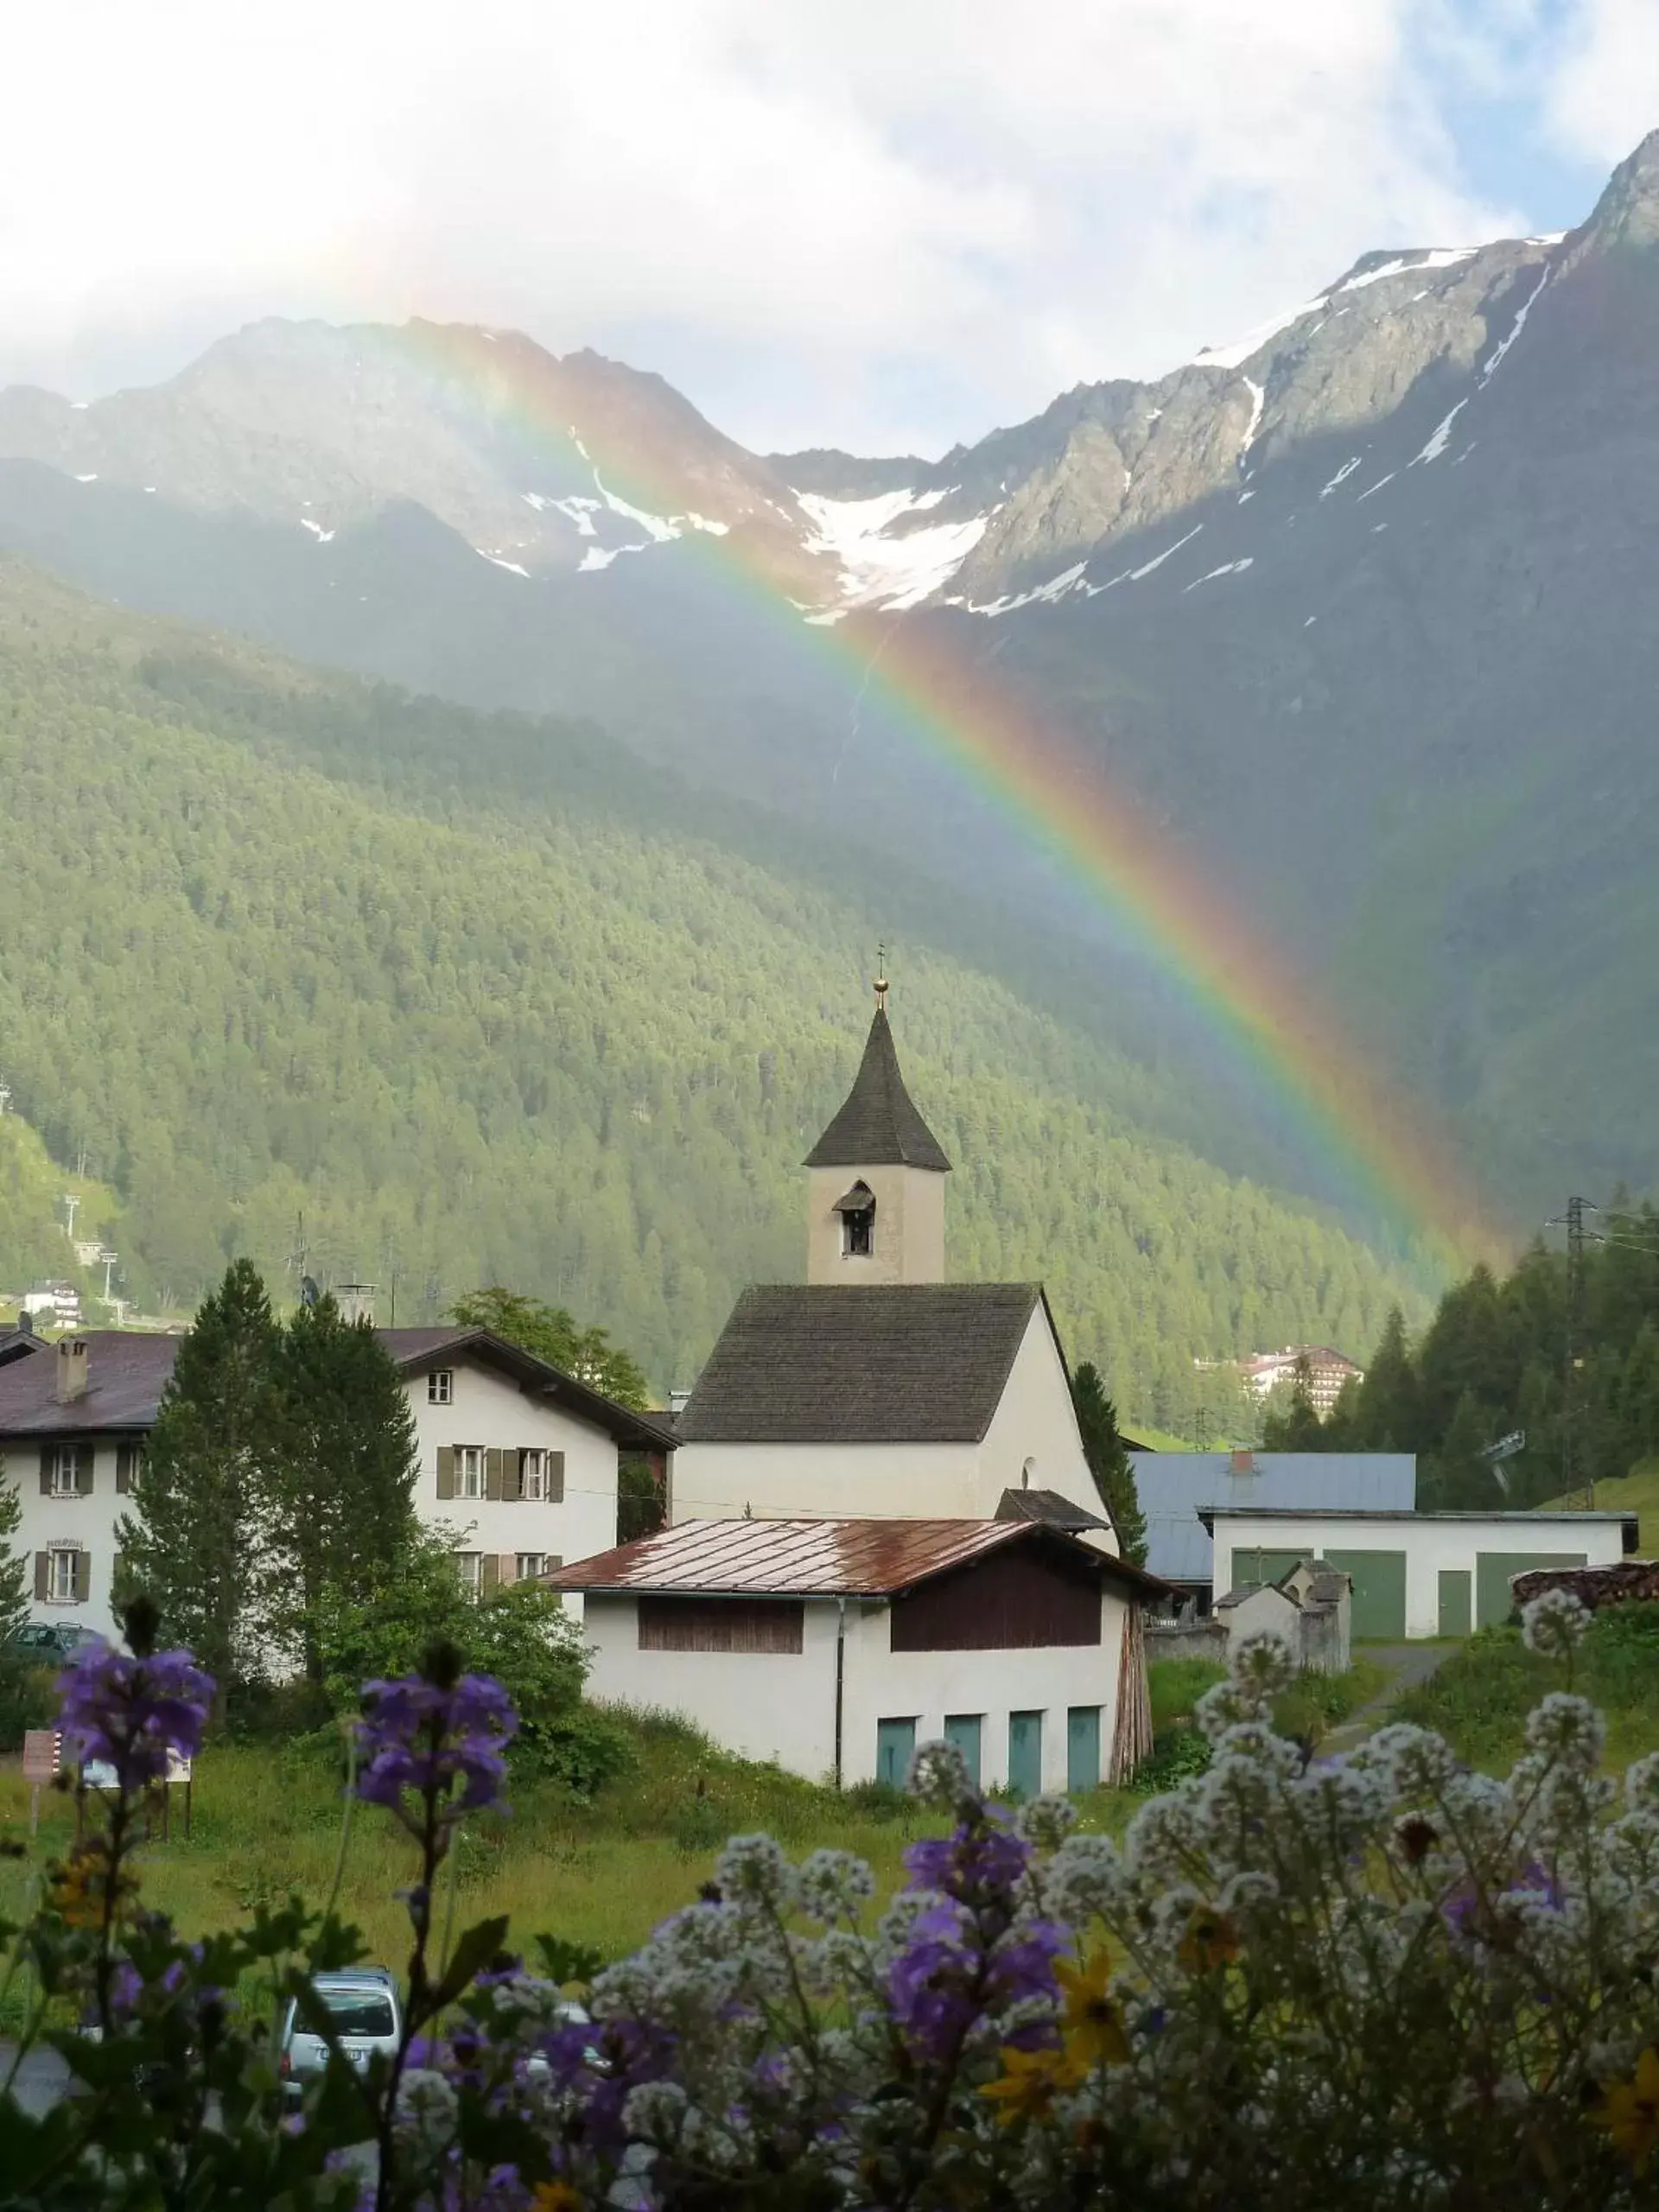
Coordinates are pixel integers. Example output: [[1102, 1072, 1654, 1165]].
[[0, 0, 1584, 452], [1543, 0, 1659, 163]]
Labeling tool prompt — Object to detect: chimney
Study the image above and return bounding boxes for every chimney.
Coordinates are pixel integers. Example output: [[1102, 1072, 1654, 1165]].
[[336, 1282, 377, 1326], [16, 1308, 32, 1337], [1230, 1447, 1255, 1475], [55, 1338, 89, 1405]]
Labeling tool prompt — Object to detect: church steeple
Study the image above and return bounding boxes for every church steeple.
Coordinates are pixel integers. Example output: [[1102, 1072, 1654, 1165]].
[[804, 976, 949, 1285]]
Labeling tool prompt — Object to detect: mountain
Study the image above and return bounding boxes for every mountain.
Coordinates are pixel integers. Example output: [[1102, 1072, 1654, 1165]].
[[0, 558, 1428, 1421], [4, 137, 1659, 1225]]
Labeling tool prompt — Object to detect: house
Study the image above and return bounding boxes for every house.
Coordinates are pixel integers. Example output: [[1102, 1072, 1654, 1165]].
[[1214, 1558, 1351, 1673], [1203, 1505, 1639, 1639], [672, 984, 1112, 1537], [549, 1516, 1171, 1792], [22, 1282, 81, 1329], [1133, 1446, 1416, 1609], [0, 1324, 671, 1642]]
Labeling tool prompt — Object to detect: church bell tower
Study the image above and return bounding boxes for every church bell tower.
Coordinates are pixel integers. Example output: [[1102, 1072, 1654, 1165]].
[[803, 970, 950, 1285]]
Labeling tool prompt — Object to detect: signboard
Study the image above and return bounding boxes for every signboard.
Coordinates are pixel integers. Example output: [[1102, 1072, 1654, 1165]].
[[166, 1750, 192, 1786], [22, 1730, 60, 1783], [80, 1751, 190, 1789]]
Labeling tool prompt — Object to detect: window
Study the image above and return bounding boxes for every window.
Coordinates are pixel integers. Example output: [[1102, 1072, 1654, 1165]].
[[843, 1205, 874, 1257], [48, 1548, 81, 1604], [457, 1446, 486, 1501], [319, 1991, 396, 2038], [455, 1552, 483, 1601], [429, 1370, 454, 1406], [520, 1450, 547, 1502], [515, 1553, 546, 1582], [49, 1446, 81, 1499]]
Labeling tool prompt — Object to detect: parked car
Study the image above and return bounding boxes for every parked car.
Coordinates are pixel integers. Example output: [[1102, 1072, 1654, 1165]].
[[5, 1622, 103, 1658], [279, 1969, 401, 2102]]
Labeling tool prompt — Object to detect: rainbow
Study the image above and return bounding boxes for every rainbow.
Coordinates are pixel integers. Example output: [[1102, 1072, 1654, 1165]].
[[389, 321, 1503, 1274]]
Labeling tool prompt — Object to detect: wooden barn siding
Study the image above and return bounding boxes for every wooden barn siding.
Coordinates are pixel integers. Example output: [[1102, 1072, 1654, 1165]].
[[890, 1548, 1102, 1651], [637, 1595, 805, 1654]]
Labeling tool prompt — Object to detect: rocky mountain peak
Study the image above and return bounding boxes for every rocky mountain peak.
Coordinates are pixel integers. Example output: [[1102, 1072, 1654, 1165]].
[[1580, 127, 1659, 252]]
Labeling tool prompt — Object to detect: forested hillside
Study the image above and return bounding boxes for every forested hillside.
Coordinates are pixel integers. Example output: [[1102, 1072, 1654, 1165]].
[[0, 561, 1433, 1413]]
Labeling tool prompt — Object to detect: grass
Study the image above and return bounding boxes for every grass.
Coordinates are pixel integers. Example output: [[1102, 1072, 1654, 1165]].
[[1538, 1459, 1659, 1554], [0, 1706, 1147, 2019], [1399, 1606, 1659, 1775]]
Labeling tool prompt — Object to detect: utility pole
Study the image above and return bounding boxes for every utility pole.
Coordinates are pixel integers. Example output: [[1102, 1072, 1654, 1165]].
[[1562, 1195, 1589, 1508], [61, 1192, 79, 1243]]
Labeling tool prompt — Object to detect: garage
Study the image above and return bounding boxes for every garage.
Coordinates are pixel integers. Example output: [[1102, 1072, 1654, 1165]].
[[1323, 1550, 1408, 1640], [1474, 1552, 1587, 1630]]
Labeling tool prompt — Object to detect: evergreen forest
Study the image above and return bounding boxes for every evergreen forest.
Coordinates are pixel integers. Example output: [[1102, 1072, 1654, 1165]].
[[0, 559, 1436, 1415], [1275, 1202, 1659, 1505]]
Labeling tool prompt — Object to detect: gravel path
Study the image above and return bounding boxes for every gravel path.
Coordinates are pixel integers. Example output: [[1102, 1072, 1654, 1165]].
[[1319, 1643, 1451, 1754]]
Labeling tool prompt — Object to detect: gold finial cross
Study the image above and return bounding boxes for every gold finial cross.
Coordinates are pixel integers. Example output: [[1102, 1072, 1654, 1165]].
[[874, 942, 889, 1010]]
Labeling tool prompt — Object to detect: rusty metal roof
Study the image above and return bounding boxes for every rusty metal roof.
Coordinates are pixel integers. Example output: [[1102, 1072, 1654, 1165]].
[[550, 1516, 1172, 1599]]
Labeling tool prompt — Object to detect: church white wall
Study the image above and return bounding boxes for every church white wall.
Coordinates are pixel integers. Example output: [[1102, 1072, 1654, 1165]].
[[976, 1312, 1116, 1545], [670, 1440, 982, 1522], [578, 1588, 1132, 1791]]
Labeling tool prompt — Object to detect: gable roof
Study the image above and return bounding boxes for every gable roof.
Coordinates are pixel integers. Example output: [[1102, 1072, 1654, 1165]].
[[548, 1515, 1171, 1599], [803, 1009, 950, 1173], [1129, 1450, 1417, 1584], [995, 1485, 1110, 1534], [0, 1325, 671, 1450], [677, 1282, 1045, 1445], [0, 1332, 182, 1434]]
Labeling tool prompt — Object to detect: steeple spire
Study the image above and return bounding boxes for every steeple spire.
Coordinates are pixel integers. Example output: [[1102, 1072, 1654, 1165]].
[[804, 977, 950, 1175]]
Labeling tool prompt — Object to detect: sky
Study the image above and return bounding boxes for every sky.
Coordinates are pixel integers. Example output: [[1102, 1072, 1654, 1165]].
[[3, 1, 1656, 456]]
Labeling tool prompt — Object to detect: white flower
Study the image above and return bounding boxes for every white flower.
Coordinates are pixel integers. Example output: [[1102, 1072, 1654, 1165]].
[[906, 1737, 973, 1807], [1228, 1630, 1299, 1701], [1219, 1868, 1281, 1914], [1522, 1692, 1606, 1772], [1014, 1793, 1078, 1848], [1521, 1586, 1591, 1658], [1042, 1833, 1128, 1924], [796, 1847, 876, 1923], [391, 2067, 458, 2153], [1358, 1722, 1462, 1798], [715, 1833, 797, 1912], [1125, 1792, 1203, 1883], [621, 2077, 689, 2143]]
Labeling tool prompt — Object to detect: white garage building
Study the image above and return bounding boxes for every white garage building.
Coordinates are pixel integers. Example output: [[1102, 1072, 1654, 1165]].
[[1203, 1505, 1639, 1640]]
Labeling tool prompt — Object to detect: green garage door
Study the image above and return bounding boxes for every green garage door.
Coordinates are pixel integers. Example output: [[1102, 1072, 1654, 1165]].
[[1438, 1570, 1472, 1638], [1325, 1551, 1408, 1640], [1475, 1554, 1586, 1630]]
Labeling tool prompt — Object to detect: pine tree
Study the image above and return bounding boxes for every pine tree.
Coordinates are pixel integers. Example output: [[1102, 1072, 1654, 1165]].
[[118, 1260, 280, 1708], [1070, 1362, 1148, 1567], [264, 1295, 420, 1683], [1347, 1306, 1421, 1451], [0, 1458, 28, 1644]]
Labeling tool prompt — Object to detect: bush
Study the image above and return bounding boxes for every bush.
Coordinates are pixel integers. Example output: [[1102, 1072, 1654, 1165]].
[[0, 1656, 56, 1751], [1130, 1719, 1211, 1793]]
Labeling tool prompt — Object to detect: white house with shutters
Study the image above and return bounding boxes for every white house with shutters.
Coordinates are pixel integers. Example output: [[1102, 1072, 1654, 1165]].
[[0, 1324, 670, 1643]]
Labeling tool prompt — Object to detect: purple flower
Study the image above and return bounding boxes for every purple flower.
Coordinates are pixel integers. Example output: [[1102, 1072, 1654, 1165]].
[[56, 1643, 212, 1796], [904, 1811, 1031, 1906], [354, 1671, 518, 1830], [984, 1918, 1067, 2012], [887, 1899, 976, 2060]]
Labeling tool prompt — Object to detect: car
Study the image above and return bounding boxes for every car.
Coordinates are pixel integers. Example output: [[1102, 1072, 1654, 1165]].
[[278, 1969, 402, 2102], [4, 1621, 104, 1658]]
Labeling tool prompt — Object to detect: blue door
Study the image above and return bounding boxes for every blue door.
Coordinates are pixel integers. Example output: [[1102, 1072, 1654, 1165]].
[[1066, 1706, 1101, 1794], [1007, 1710, 1043, 1799], [875, 1717, 917, 1789], [944, 1713, 982, 1789]]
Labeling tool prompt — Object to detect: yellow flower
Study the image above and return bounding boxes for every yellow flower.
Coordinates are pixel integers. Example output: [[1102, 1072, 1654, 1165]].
[[1055, 1951, 1131, 2069], [979, 2044, 1076, 2126], [1595, 2048, 1659, 2175], [47, 1840, 121, 1929], [530, 2185, 582, 2212], [1177, 1905, 1241, 1975]]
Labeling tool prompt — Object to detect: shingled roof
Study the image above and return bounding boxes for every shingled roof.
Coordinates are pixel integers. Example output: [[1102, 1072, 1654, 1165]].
[[804, 1009, 950, 1173], [676, 1282, 1045, 1444]]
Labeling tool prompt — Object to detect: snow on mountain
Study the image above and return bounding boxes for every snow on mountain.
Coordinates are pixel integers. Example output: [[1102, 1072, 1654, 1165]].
[[794, 486, 988, 613]]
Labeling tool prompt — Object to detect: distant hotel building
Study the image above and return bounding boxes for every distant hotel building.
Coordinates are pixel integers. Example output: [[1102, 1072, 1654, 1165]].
[[1239, 1345, 1363, 1415]]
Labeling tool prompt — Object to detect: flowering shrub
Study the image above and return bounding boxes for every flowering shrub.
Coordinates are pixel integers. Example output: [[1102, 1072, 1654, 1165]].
[[10, 1591, 1659, 2207]]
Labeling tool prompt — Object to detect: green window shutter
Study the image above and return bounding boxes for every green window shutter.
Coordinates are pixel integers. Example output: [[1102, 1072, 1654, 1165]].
[[116, 1445, 133, 1495], [480, 1553, 501, 1598], [39, 1446, 52, 1496], [33, 1552, 48, 1600], [486, 1449, 505, 1503], [76, 1448, 93, 1497], [546, 1452, 565, 1503], [73, 1552, 91, 1603], [435, 1446, 455, 1500]]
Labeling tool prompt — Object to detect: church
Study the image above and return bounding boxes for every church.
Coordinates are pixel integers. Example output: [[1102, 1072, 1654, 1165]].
[[670, 978, 1119, 1541], [550, 980, 1168, 1791]]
